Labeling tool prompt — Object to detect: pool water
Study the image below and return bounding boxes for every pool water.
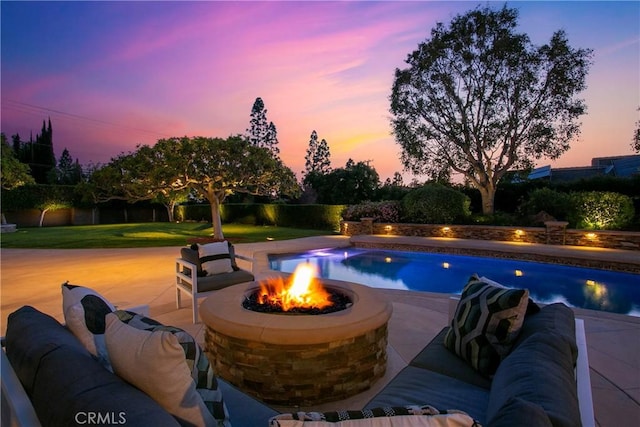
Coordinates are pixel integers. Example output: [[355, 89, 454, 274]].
[[268, 247, 640, 317]]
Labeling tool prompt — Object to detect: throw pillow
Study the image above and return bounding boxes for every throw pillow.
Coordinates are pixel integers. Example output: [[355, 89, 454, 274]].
[[105, 311, 231, 426], [197, 242, 234, 276], [61, 282, 115, 369], [270, 405, 479, 427], [444, 275, 529, 376]]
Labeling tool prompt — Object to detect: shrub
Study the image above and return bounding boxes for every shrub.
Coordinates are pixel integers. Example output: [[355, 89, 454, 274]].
[[342, 201, 401, 223], [520, 187, 574, 222], [570, 191, 635, 230], [401, 184, 471, 224]]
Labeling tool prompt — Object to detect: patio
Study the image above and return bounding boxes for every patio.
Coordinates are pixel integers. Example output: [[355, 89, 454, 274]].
[[1, 235, 638, 426]]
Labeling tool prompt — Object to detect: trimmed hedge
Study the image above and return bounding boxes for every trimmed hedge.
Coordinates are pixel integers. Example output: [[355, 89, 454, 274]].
[[175, 203, 346, 231], [402, 184, 471, 224]]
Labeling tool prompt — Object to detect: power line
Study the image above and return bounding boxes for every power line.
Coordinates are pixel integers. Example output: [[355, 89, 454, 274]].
[[3, 99, 173, 140]]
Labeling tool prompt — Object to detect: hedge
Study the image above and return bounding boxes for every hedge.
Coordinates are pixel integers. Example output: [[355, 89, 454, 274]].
[[175, 203, 346, 231]]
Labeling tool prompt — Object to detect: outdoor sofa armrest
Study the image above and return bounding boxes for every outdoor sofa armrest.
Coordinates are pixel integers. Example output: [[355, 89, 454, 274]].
[[0, 303, 151, 427]]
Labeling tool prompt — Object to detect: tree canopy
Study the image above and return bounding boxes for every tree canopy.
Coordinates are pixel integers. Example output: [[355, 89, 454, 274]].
[[1, 133, 35, 190], [247, 97, 280, 157], [390, 5, 593, 214], [85, 135, 299, 238]]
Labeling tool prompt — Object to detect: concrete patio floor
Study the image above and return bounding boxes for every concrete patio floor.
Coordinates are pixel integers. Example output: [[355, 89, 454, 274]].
[[1, 235, 638, 426]]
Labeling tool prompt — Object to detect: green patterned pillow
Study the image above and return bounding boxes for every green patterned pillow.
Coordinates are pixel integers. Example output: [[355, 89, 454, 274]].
[[444, 276, 529, 376], [109, 310, 230, 426]]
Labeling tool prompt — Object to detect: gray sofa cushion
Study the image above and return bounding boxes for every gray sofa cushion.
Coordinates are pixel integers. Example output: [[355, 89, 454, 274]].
[[5, 306, 180, 427], [488, 397, 552, 427], [514, 303, 577, 362], [487, 332, 581, 427], [218, 379, 279, 427], [365, 366, 489, 424], [197, 269, 255, 292], [410, 327, 491, 390]]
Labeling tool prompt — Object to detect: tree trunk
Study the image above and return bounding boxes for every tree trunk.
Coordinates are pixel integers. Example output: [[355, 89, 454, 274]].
[[210, 197, 224, 239], [478, 185, 496, 215], [38, 209, 49, 227], [165, 203, 174, 223]]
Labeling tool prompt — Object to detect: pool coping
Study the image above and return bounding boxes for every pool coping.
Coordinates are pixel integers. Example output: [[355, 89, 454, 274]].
[[348, 235, 640, 274]]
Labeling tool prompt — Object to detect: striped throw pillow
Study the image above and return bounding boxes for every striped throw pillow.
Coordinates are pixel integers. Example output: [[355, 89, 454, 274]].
[[444, 275, 529, 376], [107, 310, 230, 426], [197, 242, 234, 275]]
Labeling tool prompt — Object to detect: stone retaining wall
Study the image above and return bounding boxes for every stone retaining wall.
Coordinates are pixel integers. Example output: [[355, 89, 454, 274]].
[[341, 219, 640, 251]]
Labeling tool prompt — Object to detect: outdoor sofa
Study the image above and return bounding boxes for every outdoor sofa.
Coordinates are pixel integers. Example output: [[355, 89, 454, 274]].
[[2, 278, 593, 427]]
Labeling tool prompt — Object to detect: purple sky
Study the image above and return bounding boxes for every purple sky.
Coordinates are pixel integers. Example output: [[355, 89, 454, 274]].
[[2, 1, 638, 181]]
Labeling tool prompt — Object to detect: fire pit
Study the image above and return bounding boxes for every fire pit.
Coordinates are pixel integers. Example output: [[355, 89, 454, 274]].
[[199, 265, 392, 406]]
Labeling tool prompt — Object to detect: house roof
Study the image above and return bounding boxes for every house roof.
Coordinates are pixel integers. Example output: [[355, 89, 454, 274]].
[[528, 154, 640, 182]]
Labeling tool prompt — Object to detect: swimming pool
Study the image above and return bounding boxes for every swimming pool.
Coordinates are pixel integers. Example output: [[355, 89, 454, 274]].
[[268, 247, 640, 317]]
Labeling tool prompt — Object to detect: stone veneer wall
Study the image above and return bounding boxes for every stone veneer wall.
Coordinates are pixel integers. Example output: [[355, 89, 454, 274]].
[[205, 323, 388, 406], [341, 219, 640, 251]]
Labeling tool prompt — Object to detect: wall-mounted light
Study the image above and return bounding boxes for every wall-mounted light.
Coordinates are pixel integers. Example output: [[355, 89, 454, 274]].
[[442, 227, 451, 233], [515, 270, 523, 277], [585, 233, 597, 240], [385, 257, 392, 263], [515, 229, 524, 236], [442, 262, 450, 269]]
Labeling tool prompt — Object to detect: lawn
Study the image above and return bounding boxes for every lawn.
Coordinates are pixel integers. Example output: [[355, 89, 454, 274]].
[[0, 222, 334, 249]]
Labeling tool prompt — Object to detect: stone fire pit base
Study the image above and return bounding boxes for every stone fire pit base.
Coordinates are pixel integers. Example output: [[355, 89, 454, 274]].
[[200, 280, 392, 406]]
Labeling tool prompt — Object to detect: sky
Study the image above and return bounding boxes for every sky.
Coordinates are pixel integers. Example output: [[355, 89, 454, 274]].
[[1, 1, 639, 182]]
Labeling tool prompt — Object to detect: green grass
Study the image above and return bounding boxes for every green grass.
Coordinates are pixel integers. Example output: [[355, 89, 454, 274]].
[[0, 222, 334, 249]]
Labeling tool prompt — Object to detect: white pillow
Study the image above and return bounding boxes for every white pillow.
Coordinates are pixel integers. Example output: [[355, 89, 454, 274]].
[[104, 313, 221, 427], [197, 242, 234, 275]]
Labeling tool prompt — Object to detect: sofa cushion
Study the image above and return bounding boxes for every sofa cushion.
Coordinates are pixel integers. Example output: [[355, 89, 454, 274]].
[[270, 405, 479, 426], [197, 269, 255, 292], [514, 303, 577, 362], [198, 241, 234, 275], [105, 312, 231, 427], [5, 306, 180, 427], [410, 327, 491, 390], [444, 276, 529, 376], [61, 282, 115, 369], [218, 378, 280, 426], [365, 366, 489, 425], [487, 397, 552, 427], [486, 332, 581, 427]]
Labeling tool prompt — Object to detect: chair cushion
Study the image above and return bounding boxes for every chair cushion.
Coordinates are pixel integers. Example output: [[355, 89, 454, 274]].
[[197, 269, 255, 292], [197, 241, 234, 275], [5, 306, 180, 427], [444, 276, 529, 376], [486, 332, 581, 427], [61, 282, 115, 369], [105, 311, 231, 426]]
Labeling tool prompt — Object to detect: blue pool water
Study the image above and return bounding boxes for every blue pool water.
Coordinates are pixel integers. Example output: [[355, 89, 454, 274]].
[[268, 247, 640, 317]]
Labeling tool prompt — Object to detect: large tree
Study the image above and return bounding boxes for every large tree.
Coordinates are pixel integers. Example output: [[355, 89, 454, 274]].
[[390, 6, 592, 214], [247, 97, 280, 157], [632, 108, 640, 153], [153, 135, 299, 238], [303, 130, 332, 177]]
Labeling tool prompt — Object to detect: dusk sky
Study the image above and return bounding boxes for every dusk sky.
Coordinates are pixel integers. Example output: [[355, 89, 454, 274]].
[[2, 1, 638, 182]]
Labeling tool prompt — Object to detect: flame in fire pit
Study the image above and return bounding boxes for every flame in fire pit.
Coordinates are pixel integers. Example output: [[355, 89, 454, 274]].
[[259, 263, 333, 311]]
